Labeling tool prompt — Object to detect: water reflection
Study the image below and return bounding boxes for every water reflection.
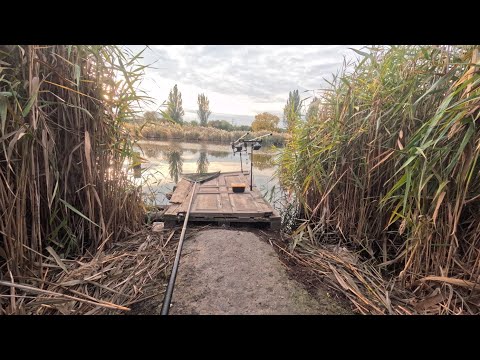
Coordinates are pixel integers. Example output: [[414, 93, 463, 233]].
[[143, 146, 161, 158], [197, 151, 209, 173], [133, 140, 283, 209], [166, 148, 183, 183], [252, 152, 276, 170], [205, 149, 231, 158]]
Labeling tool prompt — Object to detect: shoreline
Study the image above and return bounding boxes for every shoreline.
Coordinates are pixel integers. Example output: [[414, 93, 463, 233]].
[[139, 136, 285, 148]]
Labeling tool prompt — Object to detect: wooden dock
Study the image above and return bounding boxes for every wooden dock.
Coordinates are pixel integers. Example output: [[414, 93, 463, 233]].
[[163, 171, 281, 229]]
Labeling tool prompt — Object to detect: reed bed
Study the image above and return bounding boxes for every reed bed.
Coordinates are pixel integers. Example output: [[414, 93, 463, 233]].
[[126, 122, 287, 146], [0, 45, 148, 314], [279, 45, 480, 314]]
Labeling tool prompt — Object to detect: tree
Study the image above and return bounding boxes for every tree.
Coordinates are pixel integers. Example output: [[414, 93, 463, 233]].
[[208, 119, 233, 131], [283, 89, 301, 131], [197, 93, 211, 126], [207, 120, 251, 132], [165, 84, 184, 124], [251, 112, 279, 132], [235, 125, 252, 132]]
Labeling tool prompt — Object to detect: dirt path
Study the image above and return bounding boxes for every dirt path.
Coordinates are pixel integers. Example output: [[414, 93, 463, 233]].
[[167, 229, 349, 315]]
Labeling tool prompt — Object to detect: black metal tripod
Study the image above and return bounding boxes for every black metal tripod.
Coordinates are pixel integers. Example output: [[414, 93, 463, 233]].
[[231, 132, 272, 191]]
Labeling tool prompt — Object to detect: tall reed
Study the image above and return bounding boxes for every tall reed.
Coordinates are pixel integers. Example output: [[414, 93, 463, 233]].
[[280, 46, 480, 294], [0, 45, 148, 281]]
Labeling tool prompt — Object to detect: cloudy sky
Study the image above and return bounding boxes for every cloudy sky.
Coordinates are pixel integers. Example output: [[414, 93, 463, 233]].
[[126, 45, 365, 126]]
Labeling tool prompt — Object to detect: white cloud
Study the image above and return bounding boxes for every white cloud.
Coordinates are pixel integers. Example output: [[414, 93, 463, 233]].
[[127, 45, 367, 125]]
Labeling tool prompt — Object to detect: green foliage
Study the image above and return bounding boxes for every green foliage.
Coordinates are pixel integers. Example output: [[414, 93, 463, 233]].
[[165, 84, 184, 124], [208, 119, 234, 131], [283, 89, 301, 131], [235, 125, 252, 132], [207, 120, 251, 132]]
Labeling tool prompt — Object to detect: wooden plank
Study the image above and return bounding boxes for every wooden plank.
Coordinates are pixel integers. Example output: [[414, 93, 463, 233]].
[[176, 187, 196, 214], [224, 174, 245, 187], [202, 176, 219, 186], [197, 186, 228, 193], [189, 214, 272, 221], [229, 193, 259, 212], [219, 175, 227, 186], [251, 193, 274, 213], [164, 202, 181, 216], [191, 212, 270, 218], [170, 179, 193, 203], [220, 192, 233, 213], [194, 193, 221, 211], [165, 181, 195, 216], [164, 171, 279, 227]]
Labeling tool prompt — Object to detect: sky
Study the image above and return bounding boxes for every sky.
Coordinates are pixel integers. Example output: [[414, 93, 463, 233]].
[[126, 45, 366, 126]]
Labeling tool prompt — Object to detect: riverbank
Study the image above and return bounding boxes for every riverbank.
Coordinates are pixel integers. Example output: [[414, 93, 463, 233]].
[[125, 122, 288, 146]]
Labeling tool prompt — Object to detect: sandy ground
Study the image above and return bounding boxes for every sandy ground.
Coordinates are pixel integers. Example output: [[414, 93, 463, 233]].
[[164, 229, 349, 315]]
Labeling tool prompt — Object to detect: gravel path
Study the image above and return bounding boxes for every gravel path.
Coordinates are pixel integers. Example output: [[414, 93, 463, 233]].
[[168, 229, 348, 315]]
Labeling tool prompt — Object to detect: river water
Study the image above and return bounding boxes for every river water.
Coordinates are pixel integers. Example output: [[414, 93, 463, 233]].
[[131, 140, 283, 210]]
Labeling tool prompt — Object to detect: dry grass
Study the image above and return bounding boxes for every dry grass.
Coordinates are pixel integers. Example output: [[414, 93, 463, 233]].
[[0, 229, 177, 315], [275, 233, 480, 314]]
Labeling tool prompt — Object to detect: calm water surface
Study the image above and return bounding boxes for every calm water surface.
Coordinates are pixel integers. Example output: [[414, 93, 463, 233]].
[[131, 140, 283, 209]]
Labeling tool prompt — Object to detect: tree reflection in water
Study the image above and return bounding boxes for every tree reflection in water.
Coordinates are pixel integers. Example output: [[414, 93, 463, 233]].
[[165, 148, 183, 183], [252, 152, 275, 170], [205, 149, 230, 159], [197, 151, 209, 174]]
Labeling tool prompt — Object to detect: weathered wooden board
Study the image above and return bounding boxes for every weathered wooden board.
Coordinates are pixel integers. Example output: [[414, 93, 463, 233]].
[[169, 180, 193, 204], [164, 171, 281, 229]]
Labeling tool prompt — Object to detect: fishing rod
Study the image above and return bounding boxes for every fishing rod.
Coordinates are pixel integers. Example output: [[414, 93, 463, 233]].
[[232, 131, 250, 144], [247, 133, 273, 142]]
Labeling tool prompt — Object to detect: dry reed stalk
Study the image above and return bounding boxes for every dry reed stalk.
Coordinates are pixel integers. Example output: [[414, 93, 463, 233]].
[[0, 45, 151, 314], [0, 229, 177, 315]]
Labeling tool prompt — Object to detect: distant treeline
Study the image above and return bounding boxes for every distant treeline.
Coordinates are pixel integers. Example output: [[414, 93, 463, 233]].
[[192, 119, 251, 132], [137, 111, 252, 131], [125, 122, 287, 146]]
